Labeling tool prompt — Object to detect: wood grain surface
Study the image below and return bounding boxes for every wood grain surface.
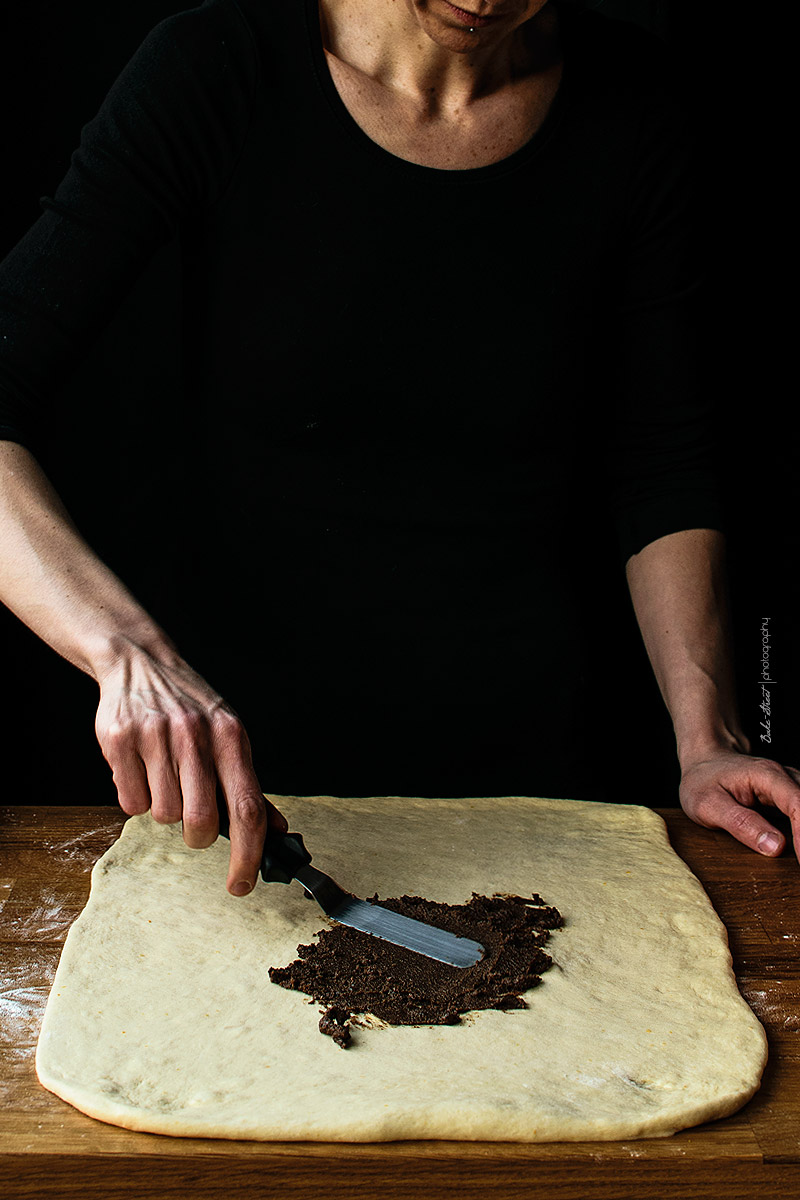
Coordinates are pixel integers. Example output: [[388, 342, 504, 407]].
[[1, 804, 798, 1200]]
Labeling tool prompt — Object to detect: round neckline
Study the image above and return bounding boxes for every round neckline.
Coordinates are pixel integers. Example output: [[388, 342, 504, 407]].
[[304, 0, 572, 183]]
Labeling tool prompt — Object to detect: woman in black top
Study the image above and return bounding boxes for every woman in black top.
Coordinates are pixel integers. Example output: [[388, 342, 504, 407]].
[[1, 0, 798, 893]]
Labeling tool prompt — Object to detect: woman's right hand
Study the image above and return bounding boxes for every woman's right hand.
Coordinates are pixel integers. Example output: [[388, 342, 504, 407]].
[[94, 643, 287, 896], [0, 443, 285, 891]]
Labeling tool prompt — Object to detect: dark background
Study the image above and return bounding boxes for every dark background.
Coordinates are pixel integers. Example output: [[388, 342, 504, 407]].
[[1, 1, 796, 807]]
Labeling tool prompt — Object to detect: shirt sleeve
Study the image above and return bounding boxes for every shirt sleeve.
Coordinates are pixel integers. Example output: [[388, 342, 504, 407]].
[[605, 85, 726, 568], [0, 0, 258, 451]]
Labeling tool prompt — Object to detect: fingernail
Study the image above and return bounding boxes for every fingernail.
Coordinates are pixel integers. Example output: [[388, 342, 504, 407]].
[[757, 831, 782, 854], [232, 880, 253, 896]]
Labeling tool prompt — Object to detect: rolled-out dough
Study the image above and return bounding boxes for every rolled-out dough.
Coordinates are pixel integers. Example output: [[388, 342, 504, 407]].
[[35, 795, 767, 1141]]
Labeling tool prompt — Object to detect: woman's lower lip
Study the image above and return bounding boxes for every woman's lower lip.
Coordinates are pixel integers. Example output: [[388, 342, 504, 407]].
[[441, 2, 501, 28]]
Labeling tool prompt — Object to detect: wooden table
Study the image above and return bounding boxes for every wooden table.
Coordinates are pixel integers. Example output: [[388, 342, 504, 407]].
[[1, 804, 798, 1200]]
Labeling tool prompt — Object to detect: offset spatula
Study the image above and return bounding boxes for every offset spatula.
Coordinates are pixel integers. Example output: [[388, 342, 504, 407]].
[[216, 804, 484, 968]]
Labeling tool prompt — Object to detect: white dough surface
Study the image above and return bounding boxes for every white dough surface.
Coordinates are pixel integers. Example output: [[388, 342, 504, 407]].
[[35, 795, 767, 1141]]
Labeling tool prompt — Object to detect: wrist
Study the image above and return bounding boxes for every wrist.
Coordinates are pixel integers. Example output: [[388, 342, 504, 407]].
[[677, 725, 751, 773], [88, 625, 180, 684]]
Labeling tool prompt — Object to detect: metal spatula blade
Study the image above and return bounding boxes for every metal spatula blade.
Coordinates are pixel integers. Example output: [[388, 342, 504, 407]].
[[216, 808, 484, 968], [292, 864, 484, 969]]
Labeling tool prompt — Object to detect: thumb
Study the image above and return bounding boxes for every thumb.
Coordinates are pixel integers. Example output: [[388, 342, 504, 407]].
[[691, 790, 786, 857]]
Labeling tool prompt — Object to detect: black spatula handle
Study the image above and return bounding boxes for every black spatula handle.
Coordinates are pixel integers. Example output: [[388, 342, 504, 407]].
[[259, 831, 312, 884], [216, 799, 312, 884]]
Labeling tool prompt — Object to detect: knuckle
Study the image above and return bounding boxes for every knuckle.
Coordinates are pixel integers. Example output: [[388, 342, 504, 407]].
[[229, 792, 267, 828], [212, 710, 251, 757], [97, 719, 133, 757], [170, 707, 208, 743], [212, 708, 244, 740]]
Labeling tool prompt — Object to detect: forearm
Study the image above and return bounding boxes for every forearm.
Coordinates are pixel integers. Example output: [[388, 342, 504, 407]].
[[624, 527, 750, 769], [1, 438, 287, 889], [0, 440, 176, 680]]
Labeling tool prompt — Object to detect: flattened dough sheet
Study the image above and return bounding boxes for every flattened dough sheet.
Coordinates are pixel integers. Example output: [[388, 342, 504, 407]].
[[36, 795, 767, 1141]]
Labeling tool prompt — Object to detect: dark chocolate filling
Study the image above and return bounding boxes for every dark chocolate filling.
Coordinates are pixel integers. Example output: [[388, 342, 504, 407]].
[[269, 892, 562, 1047]]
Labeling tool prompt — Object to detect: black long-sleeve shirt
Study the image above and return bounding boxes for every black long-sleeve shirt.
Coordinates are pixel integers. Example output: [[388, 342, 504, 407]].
[[0, 0, 725, 795]]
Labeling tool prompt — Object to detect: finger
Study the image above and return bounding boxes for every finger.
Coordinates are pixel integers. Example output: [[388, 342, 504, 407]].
[[212, 715, 269, 895], [693, 789, 786, 857], [168, 714, 219, 848], [750, 763, 800, 815], [773, 768, 800, 862], [780, 764, 800, 789], [97, 717, 152, 815], [177, 754, 220, 849], [219, 782, 268, 896], [750, 766, 800, 862], [110, 753, 152, 817], [143, 747, 184, 825], [788, 809, 800, 865]]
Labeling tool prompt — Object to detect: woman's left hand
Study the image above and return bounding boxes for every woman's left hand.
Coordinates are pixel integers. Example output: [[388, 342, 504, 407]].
[[679, 748, 800, 863]]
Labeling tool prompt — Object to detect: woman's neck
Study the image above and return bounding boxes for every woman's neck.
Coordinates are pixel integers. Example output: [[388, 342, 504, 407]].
[[319, 0, 560, 118]]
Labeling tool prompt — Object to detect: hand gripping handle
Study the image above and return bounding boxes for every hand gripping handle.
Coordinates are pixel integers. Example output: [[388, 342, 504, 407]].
[[216, 797, 312, 884], [259, 831, 313, 884]]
